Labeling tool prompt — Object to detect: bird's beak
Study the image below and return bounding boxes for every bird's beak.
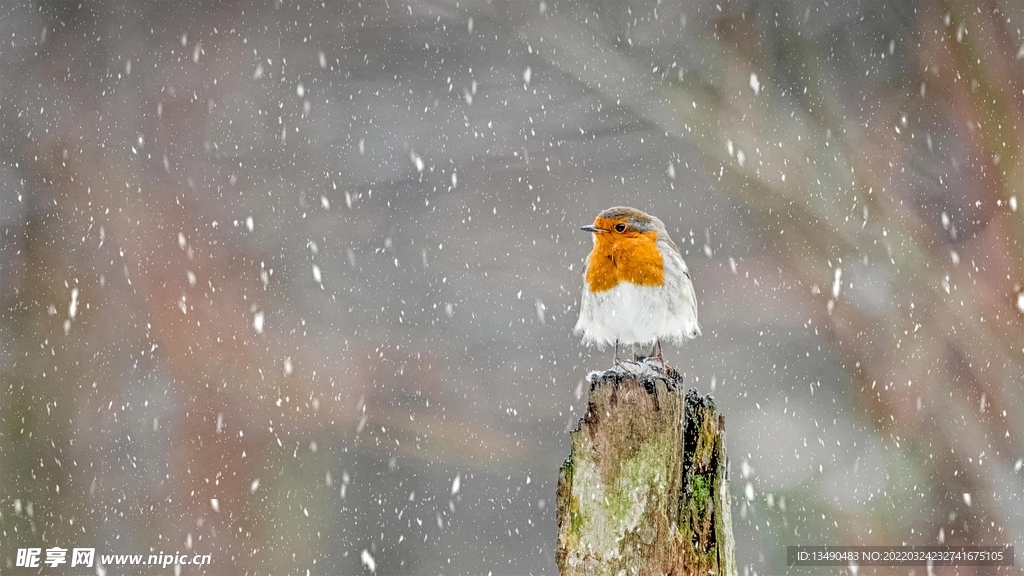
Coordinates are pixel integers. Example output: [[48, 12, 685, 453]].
[[580, 225, 601, 233]]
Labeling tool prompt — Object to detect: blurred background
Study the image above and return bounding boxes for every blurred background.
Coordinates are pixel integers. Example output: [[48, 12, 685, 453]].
[[1, 0, 1023, 574]]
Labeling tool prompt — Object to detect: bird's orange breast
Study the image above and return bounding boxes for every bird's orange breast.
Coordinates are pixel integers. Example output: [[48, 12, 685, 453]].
[[585, 230, 664, 293]]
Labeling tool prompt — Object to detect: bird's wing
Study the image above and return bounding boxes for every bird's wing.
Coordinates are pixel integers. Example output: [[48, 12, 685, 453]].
[[661, 236, 688, 272], [665, 234, 681, 253], [659, 236, 695, 296]]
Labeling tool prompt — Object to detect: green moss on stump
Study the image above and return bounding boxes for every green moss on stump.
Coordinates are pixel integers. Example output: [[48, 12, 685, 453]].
[[556, 360, 736, 576]]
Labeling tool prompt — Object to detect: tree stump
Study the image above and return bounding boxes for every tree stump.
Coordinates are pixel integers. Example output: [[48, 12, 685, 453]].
[[556, 360, 736, 576]]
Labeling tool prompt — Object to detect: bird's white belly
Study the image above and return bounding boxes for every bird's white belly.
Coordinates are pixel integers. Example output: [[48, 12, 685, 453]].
[[574, 281, 699, 348]]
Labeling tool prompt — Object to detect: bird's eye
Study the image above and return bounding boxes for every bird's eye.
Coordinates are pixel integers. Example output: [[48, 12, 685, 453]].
[[615, 223, 627, 232]]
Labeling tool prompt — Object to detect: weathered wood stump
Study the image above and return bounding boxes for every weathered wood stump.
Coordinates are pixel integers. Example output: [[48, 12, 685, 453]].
[[556, 360, 736, 576]]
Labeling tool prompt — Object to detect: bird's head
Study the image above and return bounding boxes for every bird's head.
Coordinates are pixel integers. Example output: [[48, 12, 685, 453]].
[[580, 206, 668, 290], [580, 206, 664, 240]]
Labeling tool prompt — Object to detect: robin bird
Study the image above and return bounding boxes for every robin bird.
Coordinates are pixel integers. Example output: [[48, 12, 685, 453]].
[[574, 206, 700, 365]]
